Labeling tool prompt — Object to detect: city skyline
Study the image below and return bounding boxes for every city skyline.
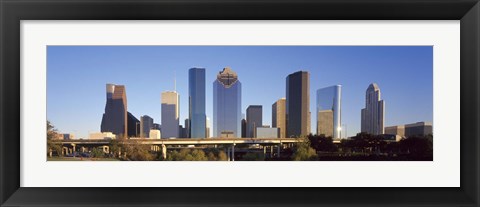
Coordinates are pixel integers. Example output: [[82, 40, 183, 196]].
[[47, 46, 433, 139]]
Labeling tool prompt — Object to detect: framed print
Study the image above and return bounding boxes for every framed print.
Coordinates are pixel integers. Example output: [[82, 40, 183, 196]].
[[1, 0, 479, 206]]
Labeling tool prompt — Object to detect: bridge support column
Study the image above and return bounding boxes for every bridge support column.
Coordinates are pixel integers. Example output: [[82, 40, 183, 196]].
[[263, 145, 266, 157], [270, 145, 273, 158], [231, 143, 235, 161], [227, 147, 230, 161], [161, 144, 167, 160]]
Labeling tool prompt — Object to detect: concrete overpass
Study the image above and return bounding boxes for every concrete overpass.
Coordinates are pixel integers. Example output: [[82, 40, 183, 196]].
[[52, 138, 303, 161]]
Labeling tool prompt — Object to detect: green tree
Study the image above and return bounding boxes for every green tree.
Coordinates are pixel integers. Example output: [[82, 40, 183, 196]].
[[91, 147, 105, 158], [122, 140, 155, 161], [292, 138, 318, 161], [308, 134, 337, 152], [46, 120, 62, 157], [242, 152, 265, 161]]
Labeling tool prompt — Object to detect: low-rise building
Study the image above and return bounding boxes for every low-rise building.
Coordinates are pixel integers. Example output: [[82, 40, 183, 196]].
[[149, 129, 161, 139], [255, 126, 279, 138], [385, 125, 405, 137], [405, 122, 432, 137], [89, 132, 116, 140]]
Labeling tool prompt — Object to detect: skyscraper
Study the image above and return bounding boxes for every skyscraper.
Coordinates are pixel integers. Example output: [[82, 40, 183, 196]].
[[161, 91, 179, 138], [246, 105, 262, 138], [184, 118, 190, 138], [189, 68, 206, 138], [316, 85, 342, 138], [272, 98, 286, 138], [127, 112, 140, 137], [140, 115, 154, 138], [206, 117, 211, 138], [213, 67, 242, 138], [101, 84, 128, 138], [286, 71, 310, 138], [361, 83, 385, 135]]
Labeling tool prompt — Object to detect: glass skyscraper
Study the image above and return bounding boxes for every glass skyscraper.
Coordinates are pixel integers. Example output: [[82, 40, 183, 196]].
[[189, 68, 206, 138], [316, 85, 342, 138], [246, 105, 262, 138], [140, 115, 154, 138], [286, 71, 310, 138], [101, 84, 128, 138], [213, 67, 242, 138]]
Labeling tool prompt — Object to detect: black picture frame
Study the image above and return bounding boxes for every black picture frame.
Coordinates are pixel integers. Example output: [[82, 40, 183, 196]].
[[1, 0, 479, 206]]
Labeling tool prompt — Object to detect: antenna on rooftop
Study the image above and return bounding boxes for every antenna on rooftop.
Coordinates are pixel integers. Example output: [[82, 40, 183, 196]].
[[174, 70, 176, 92]]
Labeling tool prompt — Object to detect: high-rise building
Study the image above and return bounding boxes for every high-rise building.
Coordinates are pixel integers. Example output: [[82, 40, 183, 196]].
[[140, 115, 154, 138], [241, 118, 247, 138], [286, 71, 310, 138], [184, 118, 190, 138], [361, 83, 385, 135], [206, 117, 211, 138], [161, 91, 179, 138], [272, 98, 286, 138], [189, 67, 207, 138], [213, 67, 242, 138], [101, 84, 128, 138], [246, 105, 262, 138], [316, 85, 342, 138], [127, 112, 140, 137]]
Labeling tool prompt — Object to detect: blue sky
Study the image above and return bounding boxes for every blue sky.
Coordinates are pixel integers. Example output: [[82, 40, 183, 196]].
[[47, 46, 433, 139]]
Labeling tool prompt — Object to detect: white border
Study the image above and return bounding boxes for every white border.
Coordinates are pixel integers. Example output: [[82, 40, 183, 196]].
[[21, 21, 460, 187]]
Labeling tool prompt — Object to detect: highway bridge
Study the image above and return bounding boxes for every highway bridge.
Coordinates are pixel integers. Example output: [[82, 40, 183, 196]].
[[51, 138, 303, 161]]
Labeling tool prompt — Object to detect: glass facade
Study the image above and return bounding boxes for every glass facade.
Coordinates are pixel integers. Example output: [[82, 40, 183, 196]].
[[189, 68, 207, 138], [101, 84, 128, 138], [286, 71, 310, 138], [213, 67, 242, 138], [140, 115, 154, 138], [246, 105, 262, 138], [316, 85, 342, 138]]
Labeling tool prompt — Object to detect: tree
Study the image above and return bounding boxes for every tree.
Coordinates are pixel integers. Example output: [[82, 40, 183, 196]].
[[47, 120, 62, 157], [91, 147, 105, 158], [121, 140, 155, 161], [166, 148, 208, 161], [242, 152, 264, 161], [308, 134, 337, 152], [291, 137, 317, 161]]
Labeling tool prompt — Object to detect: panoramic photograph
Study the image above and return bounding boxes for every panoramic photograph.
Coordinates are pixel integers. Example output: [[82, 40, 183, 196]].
[[46, 46, 433, 161]]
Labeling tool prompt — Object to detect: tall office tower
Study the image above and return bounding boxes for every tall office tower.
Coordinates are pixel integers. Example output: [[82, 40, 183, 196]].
[[127, 112, 140, 137], [189, 68, 207, 138], [272, 98, 286, 138], [361, 83, 385, 135], [241, 118, 247, 138], [101, 84, 128, 138], [184, 118, 190, 138], [206, 117, 211, 138], [316, 85, 342, 138], [246, 105, 263, 138], [140, 115, 154, 138], [161, 91, 180, 138], [213, 67, 242, 138], [286, 71, 310, 138]]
